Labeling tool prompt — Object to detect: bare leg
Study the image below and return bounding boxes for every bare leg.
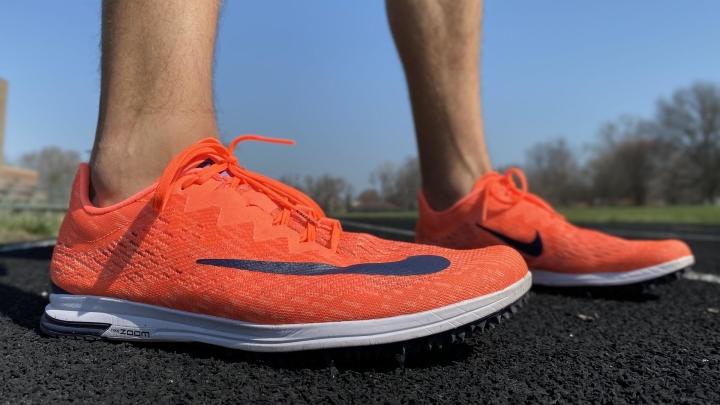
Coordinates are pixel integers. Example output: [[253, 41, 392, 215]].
[[90, 0, 221, 206], [387, 0, 490, 211]]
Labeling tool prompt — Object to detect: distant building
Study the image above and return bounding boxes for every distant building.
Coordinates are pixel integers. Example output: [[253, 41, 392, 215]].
[[0, 78, 40, 202]]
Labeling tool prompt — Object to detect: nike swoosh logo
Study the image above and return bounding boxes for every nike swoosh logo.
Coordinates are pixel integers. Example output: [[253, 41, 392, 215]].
[[196, 255, 450, 276], [476, 224, 543, 257]]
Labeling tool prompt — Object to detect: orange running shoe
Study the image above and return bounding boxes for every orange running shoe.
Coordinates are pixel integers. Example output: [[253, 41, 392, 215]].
[[417, 168, 694, 287], [42, 136, 530, 352]]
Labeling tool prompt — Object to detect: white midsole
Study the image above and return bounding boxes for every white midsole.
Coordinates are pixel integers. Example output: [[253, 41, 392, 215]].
[[531, 256, 694, 287], [44, 273, 531, 352]]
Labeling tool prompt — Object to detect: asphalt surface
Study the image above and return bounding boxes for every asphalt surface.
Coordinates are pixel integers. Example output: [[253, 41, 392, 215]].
[[1, 223, 719, 404]]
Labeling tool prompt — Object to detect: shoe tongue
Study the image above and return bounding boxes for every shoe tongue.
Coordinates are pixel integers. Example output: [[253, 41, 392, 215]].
[[273, 207, 333, 247], [196, 155, 332, 246], [214, 167, 332, 246], [197, 160, 279, 213], [197, 159, 231, 177]]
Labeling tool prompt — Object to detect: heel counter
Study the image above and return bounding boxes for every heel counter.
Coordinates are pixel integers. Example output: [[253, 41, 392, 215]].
[[54, 163, 91, 245], [49, 163, 152, 293], [50, 164, 91, 286]]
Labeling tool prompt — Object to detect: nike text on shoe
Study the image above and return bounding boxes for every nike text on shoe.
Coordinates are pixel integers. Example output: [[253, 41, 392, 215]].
[[416, 168, 694, 287], [42, 135, 531, 352]]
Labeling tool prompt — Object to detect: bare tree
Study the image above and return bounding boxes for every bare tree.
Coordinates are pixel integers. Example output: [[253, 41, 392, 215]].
[[353, 188, 396, 211], [391, 157, 421, 210], [370, 157, 420, 210], [19, 147, 81, 205], [656, 82, 720, 203], [653, 148, 700, 204], [301, 175, 352, 214], [356, 189, 383, 207], [587, 117, 666, 205], [369, 162, 396, 204], [523, 138, 585, 206]]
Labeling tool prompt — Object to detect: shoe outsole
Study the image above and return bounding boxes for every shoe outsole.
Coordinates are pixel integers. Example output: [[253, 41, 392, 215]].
[[40, 292, 530, 365], [530, 256, 694, 287], [384, 292, 529, 357], [532, 266, 691, 303], [633, 266, 688, 288]]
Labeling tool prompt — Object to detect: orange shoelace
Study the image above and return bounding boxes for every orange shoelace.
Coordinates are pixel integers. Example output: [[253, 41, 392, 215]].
[[477, 168, 559, 222], [153, 135, 342, 251]]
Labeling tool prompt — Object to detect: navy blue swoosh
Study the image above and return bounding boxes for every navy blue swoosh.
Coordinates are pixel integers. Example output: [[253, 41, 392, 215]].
[[477, 224, 543, 257], [196, 255, 450, 276]]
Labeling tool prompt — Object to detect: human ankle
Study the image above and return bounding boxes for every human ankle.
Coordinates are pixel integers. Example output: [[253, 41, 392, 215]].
[[422, 167, 487, 212], [90, 114, 218, 207]]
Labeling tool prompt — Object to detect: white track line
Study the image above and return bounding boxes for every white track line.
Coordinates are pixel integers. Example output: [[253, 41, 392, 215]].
[[684, 270, 720, 284]]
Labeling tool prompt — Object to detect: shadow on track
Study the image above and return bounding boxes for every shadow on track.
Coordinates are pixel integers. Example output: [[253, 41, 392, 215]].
[[532, 284, 660, 302], [0, 247, 54, 331], [0, 281, 46, 332], [134, 339, 476, 372], [0, 245, 54, 261]]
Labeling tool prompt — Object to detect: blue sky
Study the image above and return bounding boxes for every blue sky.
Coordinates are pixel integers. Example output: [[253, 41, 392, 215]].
[[1, 1, 719, 190]]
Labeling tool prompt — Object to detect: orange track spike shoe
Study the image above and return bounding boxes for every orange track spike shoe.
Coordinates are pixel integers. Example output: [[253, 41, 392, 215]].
[[417, 168, 694, 287], [43, 136, 530, 353]]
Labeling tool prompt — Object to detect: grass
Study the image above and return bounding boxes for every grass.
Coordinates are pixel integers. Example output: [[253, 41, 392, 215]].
[[337, 205, 720, 225], [0, 211, 65, 244], [558, 205, 720, 224]]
